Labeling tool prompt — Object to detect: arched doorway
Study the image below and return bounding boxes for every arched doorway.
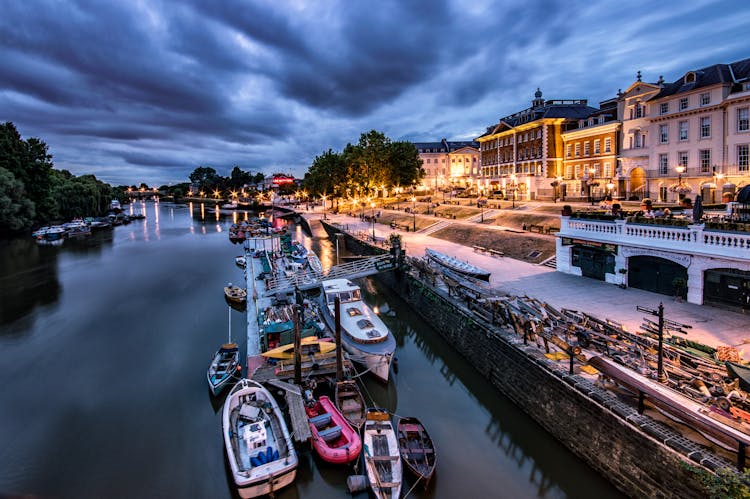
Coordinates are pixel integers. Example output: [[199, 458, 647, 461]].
[[628, 256, 687, 298], [629, 167, 646, 200]]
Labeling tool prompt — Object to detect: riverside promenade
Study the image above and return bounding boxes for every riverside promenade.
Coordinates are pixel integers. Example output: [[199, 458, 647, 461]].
[[301, 207, 749, 352]]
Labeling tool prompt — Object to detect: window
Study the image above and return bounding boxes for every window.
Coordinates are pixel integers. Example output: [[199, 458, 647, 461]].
[[603, 162, 612, 178], [739, 145, 749, 172], [575, 143, 581, 157], [660, 102, 669, 115], [738, 108, 749, 132], [604, 138, 612, 153], [659, 154, 668, 175], [584, 142, 590, 156], [699, 149, 711, 173], [700, 93, 711, 106], [680, 97, 688, 110], [594, 139, 601, 154], [679, 121, 688, 141], [678, 151, 688, 168], [700, 116, 711, 138], [659, 124, 669, 143], [593, 163, 600, 176]]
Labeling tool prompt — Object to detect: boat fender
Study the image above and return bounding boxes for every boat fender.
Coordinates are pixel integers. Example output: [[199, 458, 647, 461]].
[[258, 451, 267, 464], [250, 456, 262, 467], [272, 449, 279, 461], [266, 446, 273, 462]]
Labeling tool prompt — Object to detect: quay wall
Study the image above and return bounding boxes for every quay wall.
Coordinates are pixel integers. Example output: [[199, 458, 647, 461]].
[[321, 222, 720, 499]]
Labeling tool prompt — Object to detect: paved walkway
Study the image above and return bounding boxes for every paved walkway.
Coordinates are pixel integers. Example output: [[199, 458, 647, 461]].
[[301, 208, 750, 352]]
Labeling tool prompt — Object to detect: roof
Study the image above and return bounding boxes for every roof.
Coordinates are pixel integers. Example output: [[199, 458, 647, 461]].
[[477, 100, 599, 139], [413, 138, 479, 153], [652, 56, 750, 100]]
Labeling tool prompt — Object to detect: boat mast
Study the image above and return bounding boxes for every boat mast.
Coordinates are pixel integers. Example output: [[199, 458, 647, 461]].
[[228, 306, 232, 343]]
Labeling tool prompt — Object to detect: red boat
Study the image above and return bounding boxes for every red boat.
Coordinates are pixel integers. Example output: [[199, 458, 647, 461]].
[[306, 395, 362, 464]]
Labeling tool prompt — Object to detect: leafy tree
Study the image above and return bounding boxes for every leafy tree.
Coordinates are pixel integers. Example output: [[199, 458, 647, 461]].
[[229, 166, 252, 189], [303, 149, 346, 200], [0, 167, 35, 235], [188, 166, 220, 191], [388, 140, 424, 189], [0, 122, 55, 222]]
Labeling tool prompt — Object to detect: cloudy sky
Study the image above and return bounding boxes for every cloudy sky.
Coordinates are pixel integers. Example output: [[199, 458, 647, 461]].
[[2, 0, 749, 187]]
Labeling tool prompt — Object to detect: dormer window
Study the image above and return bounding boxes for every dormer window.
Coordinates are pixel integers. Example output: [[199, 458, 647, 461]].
[[685, 72, 696, 84]]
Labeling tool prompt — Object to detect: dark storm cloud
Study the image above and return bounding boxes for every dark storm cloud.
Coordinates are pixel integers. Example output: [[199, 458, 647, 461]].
[[0, 0, 749, 186]]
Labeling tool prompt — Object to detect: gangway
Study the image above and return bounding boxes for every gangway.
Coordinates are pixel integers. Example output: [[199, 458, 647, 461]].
[[262, 253, 397, 296]]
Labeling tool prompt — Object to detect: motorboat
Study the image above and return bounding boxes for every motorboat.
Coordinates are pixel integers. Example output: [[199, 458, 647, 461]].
[[222, 379, 298, 498], [225, 284, 248, 305], [320, 279, 396, 383]]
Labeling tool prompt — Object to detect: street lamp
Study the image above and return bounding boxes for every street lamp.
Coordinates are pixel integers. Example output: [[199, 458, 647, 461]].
[[675, 164, 687, 200], [321, 194, 327, 219], [510, 173, 518, 208], [587, 168, 597, 205], [411, 196, 416, 232], [606, 179, 615, 197], [370, 201, 376, 241], [714, 173, 724, 204]]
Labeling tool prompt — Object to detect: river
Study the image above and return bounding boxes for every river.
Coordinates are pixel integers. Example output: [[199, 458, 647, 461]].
[[0, 201, 621, 498]]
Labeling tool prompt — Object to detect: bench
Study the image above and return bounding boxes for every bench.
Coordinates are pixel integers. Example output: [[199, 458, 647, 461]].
[[309, 413, 332, 429], [472, 245, 487, 253], [318, 425, 342, 442], [527, 224, 545, 233]]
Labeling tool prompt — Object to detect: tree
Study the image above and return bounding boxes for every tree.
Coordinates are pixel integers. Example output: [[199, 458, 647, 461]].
[[388, 140, 424, 189], [188, 166, 220, 191], [229, 166, 252, 189], [0, 167, 35, 235], [303, 149, 346, 200]]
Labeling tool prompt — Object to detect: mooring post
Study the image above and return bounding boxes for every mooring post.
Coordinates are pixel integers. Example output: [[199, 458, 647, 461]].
[[294, 304, 302, 385], [335, 295, 343, 381], [739, 442, 747, 470]]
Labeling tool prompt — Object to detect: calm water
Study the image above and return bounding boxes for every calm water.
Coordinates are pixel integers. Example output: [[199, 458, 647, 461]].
[[0, 201, 621, 499]]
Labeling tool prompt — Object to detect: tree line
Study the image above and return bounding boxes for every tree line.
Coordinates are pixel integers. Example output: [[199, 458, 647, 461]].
[[0, 122, 117, 236]]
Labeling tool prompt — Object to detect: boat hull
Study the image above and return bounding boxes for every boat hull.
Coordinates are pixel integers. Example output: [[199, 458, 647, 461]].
[[363, 409, 402, 499], [426, 247, 491, 281], [397, 417, 436, 487]]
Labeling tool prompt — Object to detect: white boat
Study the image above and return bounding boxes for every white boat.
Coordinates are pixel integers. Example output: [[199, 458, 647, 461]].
[[425, 247, 491, 281], [32, 225, 66, 245], [363, 408, 402, 499], [222, 379, 298, 498], [235, 256, 247, 269], [320, 279, 395, 383]]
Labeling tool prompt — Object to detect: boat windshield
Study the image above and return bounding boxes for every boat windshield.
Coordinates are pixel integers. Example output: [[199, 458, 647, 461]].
[[328, 290, 360, 304], [347, 307, 363, 317]]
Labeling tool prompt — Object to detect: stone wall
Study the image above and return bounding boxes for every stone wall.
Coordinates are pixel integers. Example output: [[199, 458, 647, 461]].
[[323, 223, 727, 498]]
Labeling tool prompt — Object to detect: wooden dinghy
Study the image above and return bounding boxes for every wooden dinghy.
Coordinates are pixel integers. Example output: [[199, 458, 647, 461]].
[[306, 395, 362, 464], [207, 342, 240, 396], [335, 380, 367, 431], [363, 408, 402, 499], [425, 247, 491, 281], [224, 284, 247, 305], [397, 417, 436, 488]]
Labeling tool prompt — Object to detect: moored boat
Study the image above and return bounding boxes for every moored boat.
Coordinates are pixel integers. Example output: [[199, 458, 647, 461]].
[[397, 417, 436, 488], [335, 380, 367, 431], [320, 279, 396, 383], [306, 395, 362, 464], [225, 284, 248, 305], [363, 408, 402, 499], [726, 361, 750, 392], [425, 247, 491, 281], [208, 307, 241, 396], [235, 256, 247, 269], [222, 379, 298, 498]]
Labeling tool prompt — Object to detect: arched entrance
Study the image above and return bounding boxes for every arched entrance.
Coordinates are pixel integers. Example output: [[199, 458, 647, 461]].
[[629, 168, 646, 200], [628, 256, 687, 298]]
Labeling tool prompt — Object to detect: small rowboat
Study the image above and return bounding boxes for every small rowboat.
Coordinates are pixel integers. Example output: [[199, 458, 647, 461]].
[[397, 417, 436, 488], [363, 408, 402, 499], [306, 396, 362, 464], [425, 248, 491, 281], [207, 343, 240, 396], [235, 256, 247, 269], [224, 284, 247, 305], [261, 337, 335, 360], [335, 380, 367, 431]]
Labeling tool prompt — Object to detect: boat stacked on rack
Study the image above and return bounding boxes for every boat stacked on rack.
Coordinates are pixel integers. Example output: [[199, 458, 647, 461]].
[[425, 247, 491, 282], [320, 279, 396, 383], [222, 379, 298, 498]]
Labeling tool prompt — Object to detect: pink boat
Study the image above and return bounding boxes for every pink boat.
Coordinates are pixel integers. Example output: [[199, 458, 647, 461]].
[[306, 395, 362, 464]]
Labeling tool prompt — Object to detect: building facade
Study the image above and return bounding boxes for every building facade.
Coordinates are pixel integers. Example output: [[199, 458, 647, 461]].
[[413, 139, 479, 192], [560, 99, 621, 203], [476, 89, 598, 201]]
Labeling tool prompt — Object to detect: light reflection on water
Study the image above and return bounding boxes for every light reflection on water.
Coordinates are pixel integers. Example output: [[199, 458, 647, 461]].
[[0, 202, 622, 499]]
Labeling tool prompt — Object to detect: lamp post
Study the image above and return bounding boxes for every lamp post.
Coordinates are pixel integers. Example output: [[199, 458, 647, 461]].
[[588, 168, 597, 205], [370, 201, 376, 241], [411, 196, 416, 232], [321, 194, 327, 220], [510, 173, 518, 209], [675, 164, 686, 200], [606, 179, 615, 198]]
